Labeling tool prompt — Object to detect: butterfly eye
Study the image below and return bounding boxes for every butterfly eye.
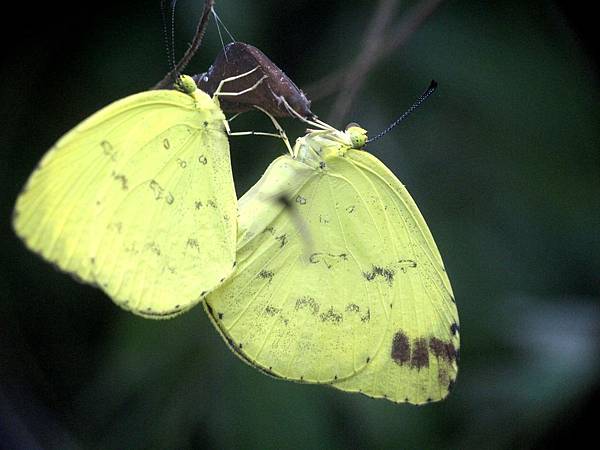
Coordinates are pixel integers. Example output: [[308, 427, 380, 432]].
[[346, 126, 368, 149]]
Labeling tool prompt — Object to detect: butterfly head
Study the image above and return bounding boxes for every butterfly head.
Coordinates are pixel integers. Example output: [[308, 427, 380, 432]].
[[345, 123, 368, 149], [174, 75, 198, 95]]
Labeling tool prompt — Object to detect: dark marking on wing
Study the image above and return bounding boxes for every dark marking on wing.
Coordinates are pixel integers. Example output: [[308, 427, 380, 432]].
[[186, 239, 200, 252], [198, 155, 208, 165], [177, 158, 187, 168], [319, 161, 326, 170], [295, 296, 319, 315], [360, 308, 370, 323], [391, 331, 411, 365], [258, 269, 274, 282], [363, 265, 395, 286], [319, 307, 343, 324], [163, 138, 170, 149], [101, 140, 116, 160], [429, 337, 458, 363], [111, 171, 128, 190], [264, 305, 281, 316], [346, 205, 355, 213], [275, 233, 288, 248], [195, 200, 203, 209], [308, 252, 347, 269], [345, 303, 360, 312], [451, 323, 460, 335], [410, 338, 430, 369], [145, 241, 161, 256], [295, 195, 306, 205], [200, 290, 208, 297], [397, 259, 417, 273], [149, 180, 174, 204], [319, 214, 330, 224], [438, 367, 449, 386], [207, 199, 217, 208], [218, 312, 224, 319]]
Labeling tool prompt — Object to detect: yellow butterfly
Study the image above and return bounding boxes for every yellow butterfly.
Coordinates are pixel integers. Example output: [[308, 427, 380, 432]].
[[205, 124, 459, 404], [13, 75, 240, 318]]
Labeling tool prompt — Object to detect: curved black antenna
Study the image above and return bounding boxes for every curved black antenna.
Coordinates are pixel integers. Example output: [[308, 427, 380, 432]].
[[160, 0, 174, 71], [170, 0, 178, 70], [153, 0, 215, 89], [366, 80, 438, 144]]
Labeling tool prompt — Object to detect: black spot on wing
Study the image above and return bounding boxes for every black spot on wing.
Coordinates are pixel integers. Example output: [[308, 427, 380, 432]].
[[319, 307, 343, 324], [429, 337, 458, 363], [451, 323, 460, 335], [362, 265, 395, 286], [258, 269, 274, 281], [295, 296, 319, 315], [264, 305, 281, 316], [410, 338, 429, 369], [391, 331, 410, 365]]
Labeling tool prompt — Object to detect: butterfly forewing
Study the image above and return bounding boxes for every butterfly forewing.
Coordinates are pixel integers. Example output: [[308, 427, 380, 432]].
[[14, 89, 236, 318]]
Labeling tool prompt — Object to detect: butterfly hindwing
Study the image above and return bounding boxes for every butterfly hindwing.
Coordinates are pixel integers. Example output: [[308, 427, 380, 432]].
[[206, 155, 392, 383]]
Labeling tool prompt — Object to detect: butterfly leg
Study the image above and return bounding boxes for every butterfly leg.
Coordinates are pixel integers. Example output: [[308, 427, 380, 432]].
[[213, 66, 265, 98], [222, 109, 294, 157]]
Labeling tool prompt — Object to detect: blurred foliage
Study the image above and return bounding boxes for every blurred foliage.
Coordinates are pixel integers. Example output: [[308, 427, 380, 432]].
[[1, 0, 598, 449]]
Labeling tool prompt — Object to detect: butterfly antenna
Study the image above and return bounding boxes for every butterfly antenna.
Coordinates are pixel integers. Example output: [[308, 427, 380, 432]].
[[366, 80, 438, 144], [160, 0, 179, 74], [160, 0, 174, 72], [170, 0, 178, 71]]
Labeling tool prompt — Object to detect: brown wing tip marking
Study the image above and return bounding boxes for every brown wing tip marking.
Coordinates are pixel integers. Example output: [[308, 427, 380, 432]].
[[391, 330, 459, 370]]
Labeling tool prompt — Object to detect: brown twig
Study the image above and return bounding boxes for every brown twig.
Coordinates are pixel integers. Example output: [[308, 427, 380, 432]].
[[153, 0, 215, 89], [305, 0, 445, 124]]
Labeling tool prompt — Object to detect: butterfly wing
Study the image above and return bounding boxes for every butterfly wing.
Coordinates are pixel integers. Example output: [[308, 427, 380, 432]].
[[13, 89, 236, 318], [206, 143, 459, 404], [206, 154, 393, 383], [329, 150, 459, 404]]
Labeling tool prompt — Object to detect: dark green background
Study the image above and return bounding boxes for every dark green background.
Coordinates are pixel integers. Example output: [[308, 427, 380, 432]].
[[1, 1, 598, 449]]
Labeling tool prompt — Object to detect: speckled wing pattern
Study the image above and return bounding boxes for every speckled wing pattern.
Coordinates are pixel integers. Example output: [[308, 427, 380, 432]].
[[206, 132, 459, 404], [13, 88, 236, 318]]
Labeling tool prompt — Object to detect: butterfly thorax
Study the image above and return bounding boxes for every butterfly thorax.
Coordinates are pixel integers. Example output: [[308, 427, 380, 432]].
[[293, 126, 368, 168]]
